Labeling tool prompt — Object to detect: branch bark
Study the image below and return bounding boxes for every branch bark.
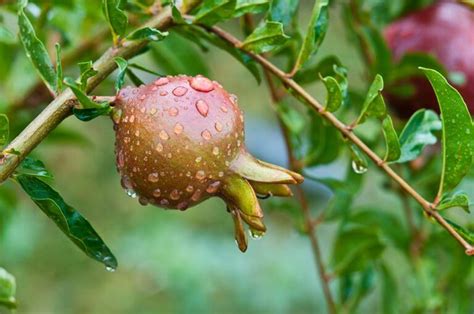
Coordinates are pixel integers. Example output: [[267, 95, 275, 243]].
[[205, 25, 474, 256], [0, 0, 201, 183]]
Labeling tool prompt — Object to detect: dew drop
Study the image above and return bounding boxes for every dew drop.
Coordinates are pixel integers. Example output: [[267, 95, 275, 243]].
[[218, 171, 224, 177], [112, 109, 122, 124], [139, 94, 146, 101], [151, 86, 158, 91], [201, 129, 212, 140], [189, 76, 214, 92], [150, 108, 157, 115], [139, 196, 149, 206], [129, 115, 135, 123], [135, 130, 140, 137], [159, 130, 169, 140], [212, 147, 219, 155], [196, 100, 209, 117], [220, 106, 228, 113], [177, 202, 188, 210], [206, 181, 221, 193], [229, 94, 238, 105], [195, 156, 202, 163], [186, 185, 194, 193], [148, 172, 159, 182], [191, 189, 202, 202], [126, 189, 137, 198], [154, 77, 169, 86], [160, 199, 169, 205], [170, 189, 180, 200], [105, 266, 116, 272], [169, 107, 179, 116], [156, 143, 163, 152], [174, 123, 184, 135], [196, 170, 206, 180], [351, 160, 368, 174], [172, 86, 188, 96], [160, 91, 168, 96], [249, 229, 265, 240]]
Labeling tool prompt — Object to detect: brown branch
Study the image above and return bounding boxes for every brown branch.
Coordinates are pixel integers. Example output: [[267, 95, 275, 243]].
[[205, 25, 474, 256], [0, 0, 202, 183]]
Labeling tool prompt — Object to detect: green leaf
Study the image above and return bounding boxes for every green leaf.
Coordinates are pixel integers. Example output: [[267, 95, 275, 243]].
[[55, 43, 63, 93], [421, 67, 474, 195], [126, 68, 145, 86], [73, 106, 113, 122], [396, 109, 441, 163], [349, 144, 368, 174], [389, 52, 446, 83], [63, 77, 104, 109], [15, 174, 118, 269], [276, 101, 305, 135], [78, 61, 98, 91], [292, 0, 328, 73], [103, 0, 128, 41], [361, 25, 392, 77], [445, 219, 474, 244], [269, 0, 299, 29], [305, 111, 342, 166], [18, 5, 58, 93], [241, 21, 289, 54], [0, 268, 16, 309], [0, 114, 9, 147], [0, 26, 16, 44], [114, 57, 128, 92], [16, 157, 53, 179], [355, 74, 387, 125], [382, 116, 401, 162], [437, 191, 470, 213], [321, 76, 342, 113], [171, 3, 186, 24], [379, 264, 399, 314], [194, 0, 236, 26], [234, 0, 269, 17], [294, 55, 342, 84], [127, 27, 168, 41]]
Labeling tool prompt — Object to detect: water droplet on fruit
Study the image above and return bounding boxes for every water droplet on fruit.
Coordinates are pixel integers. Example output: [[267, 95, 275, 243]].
[[230, 94, 238, 104], [126, 189, 137, 198], [196, 170, 206, 180], [170, 189, 180, 200], [139, 94, 146, 101], [174, 123, 183, 135], [153, 188, 161, 197], [154, 77, 169, 86], [220, 106, 228, 113], [159, 130, 169, 140], [112, 109, 122, 124], [105, 266, 116, 272], [129, 115, 135, 123], [172, 86, 188, 96], [212, 147, 219, 155], [139, 196, 149, 205], [196, 100, 209, 117], [150, 108, 157, 115], [160, 199, 169, 205], [160, 91, 168, 96], [206, 181, 221, 193], [148, 172, 159, 182], [169, 107, 179, 116], [191, 189, 202, 202], [201, 129, 212, 140], [190, 76, 214, 92], [156, 143, 163, 152], [186, 185, 194, 193], [214, 122, 223, 132], [249, 229, 264, 240], [218, 171, 224, 177], [195, 156, 202, 163], [135, 130, 140, 137], [177, 202, 188, 210], [351, 160, 368, 174]]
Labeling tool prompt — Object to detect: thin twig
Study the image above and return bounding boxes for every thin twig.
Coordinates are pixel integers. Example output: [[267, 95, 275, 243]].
[[205, 25, 474, 256], [0, 1, 202, 182]]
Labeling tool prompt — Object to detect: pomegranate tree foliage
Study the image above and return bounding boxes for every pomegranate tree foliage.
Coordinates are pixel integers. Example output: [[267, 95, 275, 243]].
[[0, 0, 473, 312]]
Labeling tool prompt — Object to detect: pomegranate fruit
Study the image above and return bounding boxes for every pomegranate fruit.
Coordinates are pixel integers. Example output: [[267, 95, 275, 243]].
[[383, 0, 474, 117], [112, 75, 303, 252]]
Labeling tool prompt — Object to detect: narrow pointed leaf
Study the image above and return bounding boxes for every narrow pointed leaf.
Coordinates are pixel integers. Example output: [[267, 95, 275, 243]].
[[18, 6, 57, 93], [78, 61, 98, 91], [103, 0, 128, 39], [322, 76, 342, 112], [421, 67, 474, 195], [127, 27, 168, 41], [292, 0, 329, 73], [73, 106, 113, 122], [16, 157, 53, 179], [171, 3, 186, 24], [194, 0, 236, 26], [126, 68, 145, 86], [0, 114, 9, 147], [437, 191, 470, 213], [114, 57, 128, 92], [355, 74, 387, 125], [241, 21, 289, 54], [55, 43, 63, 93], [234, 0, 269, 17], [63, 77, 104, 109], [395, 109, 441, 163], [16, 174, 117, 269], [382, 116, 401, 162], [269, 0, 299, 29], [0, 268, 16, 310]]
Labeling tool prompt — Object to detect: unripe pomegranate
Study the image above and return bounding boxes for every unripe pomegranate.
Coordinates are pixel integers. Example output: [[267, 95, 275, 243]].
[[383, 1, 474, 117], [112, 75, 303, 252]]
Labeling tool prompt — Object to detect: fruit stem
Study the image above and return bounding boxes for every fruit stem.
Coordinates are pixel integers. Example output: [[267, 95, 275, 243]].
[[204, 24, 474, 256]]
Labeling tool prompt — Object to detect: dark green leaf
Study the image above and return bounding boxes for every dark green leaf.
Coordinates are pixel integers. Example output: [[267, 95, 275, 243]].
[[445, 219, 474, 244], [396, 109, 441, 163], [437, 191, 470, 213], [78, 61, 98, 91], [269, 0, 299, 29], [292, 0, 328, 73], [15, 174, 117, 269], [321, 76, 342, 113], [355, 74, 387, 125], [234, 0, 269, 17], [294, 55, 342, 84], [241, 21, 289, 54], [18, 6, 58, 93], [194, 0, 236, 26], [171, 3, 186, 24], [0, 114, 9, 147], [382, 116, 401, 162], [55, 43, 63, 93], [305, 111, 342, 166], [16, 157, 53, 179], [127, 27, 168, 41], [421, 68, 474, 195], [103, 0, 128, 40], [0, 267, 16, 309], [73, 106, 113, 122], [114, 57, 128, 92], [64, 77, 104, 109], [349, 144, 368, 174], [276, 101, 305, 135]]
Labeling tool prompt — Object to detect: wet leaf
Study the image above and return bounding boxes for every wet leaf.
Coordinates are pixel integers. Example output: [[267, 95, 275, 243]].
[[321, 76, 342, 113], [103, 0, 128, 40], [437, 191, 470, 213], [16, 157, 53, 179], [114, 57, 128, 92], [292, 0, 328, 73], [349, 144, 368, 174], [64, 77, 104, 109], [305, 111, 342, 166], [395, 109, 441, 163], [18, 5, 57, 93], [194, 0, 236, 26], [269, 0, 299, 29], [421, 68, 474, 195], [127, 27, 168, 41], [0, 267, 16, 309], [73, 106, 113, 122], [382, 116, 401, 162], [0, 114, 9, 147], [355, 74, 387, 125], [241, 21, 289, 54], [78, 61, 98, 91], [15, 174, 118, 269], [234, 0, 269, 17]]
